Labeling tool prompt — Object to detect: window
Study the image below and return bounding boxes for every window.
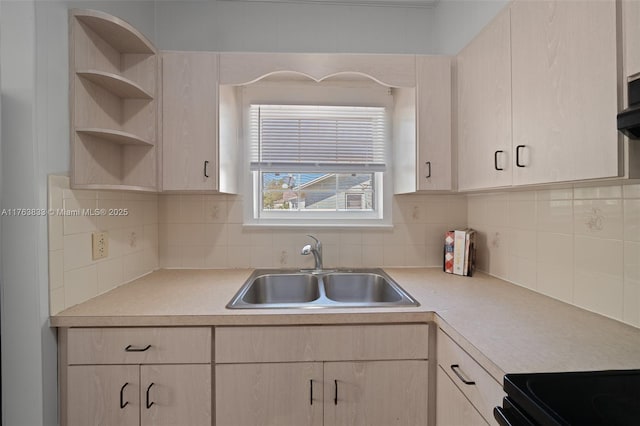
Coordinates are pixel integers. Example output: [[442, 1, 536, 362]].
[[248, 104, 389, 226]]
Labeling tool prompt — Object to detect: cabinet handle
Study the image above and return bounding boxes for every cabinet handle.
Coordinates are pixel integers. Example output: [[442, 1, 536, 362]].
[[425, 161, 432, 179], [145, 383, 155, 409], [516, 145, 526, 168], [119, 382, 129, 409], [309, 379, 313, 405], [494, 150, 504, 171], [125, 344, 151, 352], [204, 160, 210, 178], [450, 364, 476, 385], [334, 379, 338, 405]]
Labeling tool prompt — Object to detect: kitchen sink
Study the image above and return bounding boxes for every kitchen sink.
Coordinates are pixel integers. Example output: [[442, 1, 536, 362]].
[[240, 273, 320, 304], [323, 273, 402, 303], [226, 269, 419, 309]]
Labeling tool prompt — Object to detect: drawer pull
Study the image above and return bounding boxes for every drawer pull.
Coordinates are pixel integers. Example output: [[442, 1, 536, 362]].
[[145, 383, 155, 409], [451, 364, 476, 385], [425, 161, 432, 179], [119, 382, 129, 409], [310, 379, 313, 405], [204, 160, 210, 178], [334, 379, 338, 405], [125, 344, 151, 352]]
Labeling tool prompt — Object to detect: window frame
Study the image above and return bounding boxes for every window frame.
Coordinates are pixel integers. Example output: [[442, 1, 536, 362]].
[[241, 79, 394, 228]]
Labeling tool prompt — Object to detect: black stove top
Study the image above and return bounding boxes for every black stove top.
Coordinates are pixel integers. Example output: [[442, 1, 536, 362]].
[[498, 369, 640, 426]]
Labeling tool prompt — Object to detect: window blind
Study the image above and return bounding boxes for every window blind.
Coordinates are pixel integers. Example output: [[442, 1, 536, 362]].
[[250, 104, 386, 172]]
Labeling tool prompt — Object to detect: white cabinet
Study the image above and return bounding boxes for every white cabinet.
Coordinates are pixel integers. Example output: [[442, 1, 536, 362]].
[[161, 52, 218, 191], [215, 325, 430, 426], [457, 7, 512, 191], [436, 367, 487, 426], [623, 0, 640, 78], [510, 0, 619, 185], [394, 56, 453, 193], [60, 327, 212, 426], [436, 328, 504, 426], [161, 52, 240, 193]]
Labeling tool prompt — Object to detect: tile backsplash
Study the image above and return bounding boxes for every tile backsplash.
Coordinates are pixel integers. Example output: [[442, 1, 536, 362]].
[[467, 183, 640, 328], [157, 194, 468, 270], [48, 175, 159, 315]]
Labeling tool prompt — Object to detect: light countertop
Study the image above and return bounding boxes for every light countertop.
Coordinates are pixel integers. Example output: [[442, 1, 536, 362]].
[[51, 268, 640, 383]]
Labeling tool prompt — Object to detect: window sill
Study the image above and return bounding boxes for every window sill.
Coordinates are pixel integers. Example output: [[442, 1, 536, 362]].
[[242, 221, 394, 230]]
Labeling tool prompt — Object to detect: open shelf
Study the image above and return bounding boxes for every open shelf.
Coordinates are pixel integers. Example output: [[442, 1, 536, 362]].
[[76, 128, 154, 146], [74, 10, 155, 54], [70, 9, 158, 192], [77, 70, 153, 99]]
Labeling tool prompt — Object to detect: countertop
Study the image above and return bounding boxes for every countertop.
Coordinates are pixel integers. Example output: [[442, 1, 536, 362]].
[[51, 268, 640, 383]]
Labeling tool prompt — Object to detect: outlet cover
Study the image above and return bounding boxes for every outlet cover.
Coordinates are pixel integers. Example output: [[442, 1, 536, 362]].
[[92, 231, 109, 260]]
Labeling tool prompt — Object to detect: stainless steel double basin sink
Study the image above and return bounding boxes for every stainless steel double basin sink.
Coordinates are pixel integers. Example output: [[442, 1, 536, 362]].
[[227, 269, 420, 309]]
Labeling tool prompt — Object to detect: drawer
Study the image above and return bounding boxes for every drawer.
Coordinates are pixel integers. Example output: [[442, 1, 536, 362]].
[[215, 324, 429, 363], [67, 327, 211, 365], [437, 328, 504, 424]]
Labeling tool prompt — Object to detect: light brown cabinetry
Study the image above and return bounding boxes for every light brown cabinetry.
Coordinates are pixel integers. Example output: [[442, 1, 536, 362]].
[[60, 327, 212, 426], [393, 56, 453, 193], [69, 10, 158, 191], [436, 328, 504, 426], [510, 0, 619, 185], [436, 367, 487, 426], [161, 52, 219, 191], [457, 7, 512, 191], [215, 324, 430, 426]]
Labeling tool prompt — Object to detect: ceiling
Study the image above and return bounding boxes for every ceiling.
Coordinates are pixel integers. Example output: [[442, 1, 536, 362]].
[[219, 0, 440, 8]]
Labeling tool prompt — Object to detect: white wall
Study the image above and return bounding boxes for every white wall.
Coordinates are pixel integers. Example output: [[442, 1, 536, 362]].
[[155, 0, 437, 53], [433, 0, 509, 54], [1, 2, 155, 425]]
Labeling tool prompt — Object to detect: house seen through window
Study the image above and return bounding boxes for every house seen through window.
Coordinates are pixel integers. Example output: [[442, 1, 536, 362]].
[[249, 104, 387, 224]]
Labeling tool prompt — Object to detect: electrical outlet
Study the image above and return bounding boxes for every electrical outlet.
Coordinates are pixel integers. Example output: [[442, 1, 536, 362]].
[[92, 231, 109, 260]]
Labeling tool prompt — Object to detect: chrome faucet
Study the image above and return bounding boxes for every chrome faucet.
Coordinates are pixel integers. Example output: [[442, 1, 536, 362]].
[[301, 235, 323, 272]]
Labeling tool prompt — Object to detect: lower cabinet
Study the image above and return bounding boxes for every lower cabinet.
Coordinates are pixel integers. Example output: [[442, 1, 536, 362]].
[[60, 327, 212, 426], [215, 324, 430, 426], [216, 360, 428, 426], [436, 367, 487, 426], [436, 328, 505, 426], [67, 364, 211, 426]]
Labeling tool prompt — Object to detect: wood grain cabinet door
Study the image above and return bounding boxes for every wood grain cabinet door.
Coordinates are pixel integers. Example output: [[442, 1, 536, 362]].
[[140, 364, 211, 426], [215, 362, 324, 426], [323, 360, 428, 426], [511, 0, 618, 185], [67, 365, 139, 426], [435, 367, 488, 426], [457, 7, 512, 191], [162, 51, 218, 191]]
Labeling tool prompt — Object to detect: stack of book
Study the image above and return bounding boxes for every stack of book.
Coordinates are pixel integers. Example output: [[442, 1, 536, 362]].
[[443, 229, 476, 276]]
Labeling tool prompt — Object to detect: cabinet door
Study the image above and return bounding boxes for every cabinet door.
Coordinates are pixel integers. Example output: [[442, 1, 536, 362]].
[[67, 365, 139, 426], [216, 362, 323, 426], [511, 0, 618, 185], [140, 364, 211, 426], [162, 51, 218, 191], [417, 56, 452, 191], [624, 0, 640, 78], [436, 367, 488, 426], [457, 8, 512, 191], [324, 360, 428, 426]]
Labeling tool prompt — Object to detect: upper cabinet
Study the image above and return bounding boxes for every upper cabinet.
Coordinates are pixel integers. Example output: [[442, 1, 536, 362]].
[[161, 51, 240, 193], [457, 7, 512, 192], [623, 0, 640, 79], [458, 0, 622, 190], [510, 0, 619, 185], [69, 10, 158, 191], [394, 56, 453, 193]]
